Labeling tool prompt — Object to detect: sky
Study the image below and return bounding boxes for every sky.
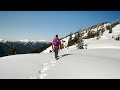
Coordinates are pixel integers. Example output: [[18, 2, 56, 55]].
[[0, 11, 120, 41]]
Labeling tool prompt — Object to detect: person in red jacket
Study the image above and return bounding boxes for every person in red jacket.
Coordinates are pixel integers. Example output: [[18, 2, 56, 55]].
[[52, 35, 62, 59]]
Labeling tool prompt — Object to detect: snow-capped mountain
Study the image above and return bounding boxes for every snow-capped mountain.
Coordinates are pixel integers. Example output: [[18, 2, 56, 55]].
[[18, 39, 50, 46], [0, 39, 3, 42], [0, 39, 7, 43], [18, 39, 49, 43], [19, 39, 30, 43], [1, 21, 120, 79], [0, 39, 51, 57]]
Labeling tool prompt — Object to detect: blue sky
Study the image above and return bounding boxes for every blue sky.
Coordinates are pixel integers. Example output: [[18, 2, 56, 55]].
[[0, 11, 120, 41]]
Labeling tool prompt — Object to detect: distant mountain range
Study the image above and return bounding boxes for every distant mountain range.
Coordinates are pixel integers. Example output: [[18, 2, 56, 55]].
[[0, 39, 51, 57]]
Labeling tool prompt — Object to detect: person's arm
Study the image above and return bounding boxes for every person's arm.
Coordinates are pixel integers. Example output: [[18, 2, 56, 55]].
[[59, 39, 62, 49], [52, 39, 54, 49]]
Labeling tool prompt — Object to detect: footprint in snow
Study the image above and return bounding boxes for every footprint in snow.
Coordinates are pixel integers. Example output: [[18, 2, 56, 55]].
[[39, 73, 47, 79], [39, 66, 50, 73]]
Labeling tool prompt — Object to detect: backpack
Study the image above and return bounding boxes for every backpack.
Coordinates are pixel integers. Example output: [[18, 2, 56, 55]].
[[54, 39, 59, 46]]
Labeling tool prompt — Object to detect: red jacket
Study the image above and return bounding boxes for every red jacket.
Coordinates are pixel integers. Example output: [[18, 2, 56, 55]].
[[52, 37, 62, 49]]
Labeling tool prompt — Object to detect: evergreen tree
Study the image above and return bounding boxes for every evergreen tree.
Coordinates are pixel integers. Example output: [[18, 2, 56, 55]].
[[109, 26, 112, 33], [73, 32, 80, 44], [67, 33, 74, 47], [87, 30, 95, 39], [0, 46, 4, 57], [8, 45, 16, 55], [77, 32, 84, 49], [96, 30, 100, 37]]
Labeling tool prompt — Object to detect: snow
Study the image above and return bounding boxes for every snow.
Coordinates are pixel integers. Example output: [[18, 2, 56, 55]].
[[0, 49, 120, 79], [104, 23, 111, 27], [0, 39, 3, 42], [61, 36, 70, 49], [100, 24, 120, 39], [0, 53, 54, 79], [0, 39, 7, 43], [42, 46, 53, 53], [83, 24, 120, 49], [1, 22, 120, 79], [19, 39, 30, 43], [18, 39, 50, 45], [72, 34, 76, 39], [38, 40, 50, 43], [83, 32, 87, 37], [45, 49, 120, 79], [83, 38, 120, 49], [19, 39, 49, 42], [0, 39, 3, 41], [43, 23, 120, 52], [91, 28, 98, 32]]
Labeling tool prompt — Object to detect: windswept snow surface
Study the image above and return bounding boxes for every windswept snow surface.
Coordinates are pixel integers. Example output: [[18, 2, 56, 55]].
[[0, 53, 55, 79], [45, 49, 120, 79], [0, 48, 120, 79], [84, 38, 120, 49]]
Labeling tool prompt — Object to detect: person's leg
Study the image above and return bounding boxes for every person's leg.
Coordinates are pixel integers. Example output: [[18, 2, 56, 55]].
[[56, 48, 58, 57], [54, 48, 57, 58], [54, 48, 59, 59]]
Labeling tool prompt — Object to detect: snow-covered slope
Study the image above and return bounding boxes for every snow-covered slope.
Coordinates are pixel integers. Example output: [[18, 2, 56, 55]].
[[0, 47, 120, 79], [83, 24, 120, 49], [43, 22, 120, 53], [1, 21, 120, 79], [0, 53, 54, 79], [45, 49, 120, 79], [84, 38, 120, 49]]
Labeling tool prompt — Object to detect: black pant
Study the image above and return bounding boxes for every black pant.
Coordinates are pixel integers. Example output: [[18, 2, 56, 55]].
[[54, 48, 59, 58]]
